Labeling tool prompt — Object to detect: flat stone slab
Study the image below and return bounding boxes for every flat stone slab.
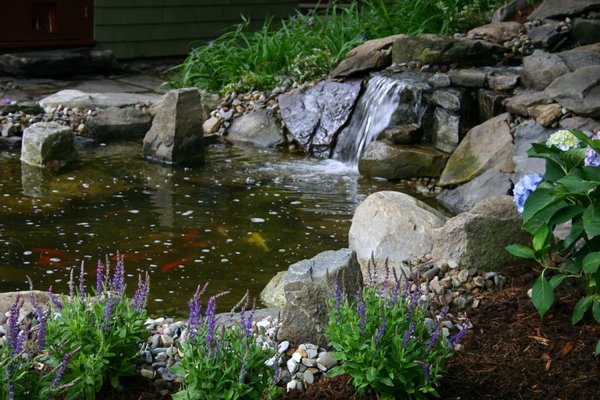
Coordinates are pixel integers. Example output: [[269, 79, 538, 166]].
[[39, 89, 163, 110], [0, 48, 119, 77]]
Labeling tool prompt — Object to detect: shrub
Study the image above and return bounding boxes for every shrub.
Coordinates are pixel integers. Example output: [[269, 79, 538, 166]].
[[326, 264, 469, 400], [171, 287, 279, 400], [44, 254, 150, 399], [0, 290, 75, 400], [507, 129, 600, 355], [171, 0, 512, 94]]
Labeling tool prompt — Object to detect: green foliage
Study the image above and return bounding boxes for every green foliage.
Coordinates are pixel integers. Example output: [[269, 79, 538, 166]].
[[0, 294, 72, 400], [326, 282, 464, 400], [45, 258, 150, 399], [506, 130, 600, 355], [172, 290, 278, 400], [171, 0, 511, 94]]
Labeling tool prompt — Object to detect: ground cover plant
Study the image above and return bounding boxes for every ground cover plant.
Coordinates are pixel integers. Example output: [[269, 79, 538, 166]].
[[171, 0, 513, 93], [172, 287, 279, 400], [507, 129, 600, 355], [326, 262, 469, 399]]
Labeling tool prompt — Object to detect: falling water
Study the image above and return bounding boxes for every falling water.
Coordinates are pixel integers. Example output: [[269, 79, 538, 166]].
[[332, 74, 427, 165]]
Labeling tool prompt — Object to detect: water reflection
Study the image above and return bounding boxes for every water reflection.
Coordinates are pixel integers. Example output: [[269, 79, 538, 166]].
[[1, 141, 413, 314]]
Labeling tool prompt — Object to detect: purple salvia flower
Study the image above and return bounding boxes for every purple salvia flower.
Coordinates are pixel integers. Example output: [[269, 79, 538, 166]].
[[333, 278, 343, 323], [68, 268, 75, 297], [238, 291, 249, 329], [449, 318, 472, 348], [7, 294, 23, 356], [356, 290, 367, 336], [131, 272, 150, 312], [246, 298, 256, 337], [403, 322, 415, 348], [111, 252, 125, 297], [187, 283, 208, 342], [406, 285, 419, 317], [6, 366, 15, 400], [379, 260, 390, 297], [204, 295, 218, 354], [47, 286, 63, 309], [426, 305, 449, 354], [373, 304, 387, 347], [78, 261, 86, 296], [103, 297, 114, 331], [96, 259, 104, 295], [29, 289, 47, 352], [51, 348, 76, 390]]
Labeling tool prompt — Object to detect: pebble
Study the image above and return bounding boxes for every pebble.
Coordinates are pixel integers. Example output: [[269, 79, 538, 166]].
[[303, 370, 315, 384], [278, 340, 289, 353]]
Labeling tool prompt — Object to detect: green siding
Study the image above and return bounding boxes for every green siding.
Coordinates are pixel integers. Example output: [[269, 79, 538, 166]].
[[94, 0, 297, 58]]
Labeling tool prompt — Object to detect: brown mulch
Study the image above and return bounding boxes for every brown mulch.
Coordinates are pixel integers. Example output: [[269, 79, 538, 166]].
[[102, 265, 599, 400]]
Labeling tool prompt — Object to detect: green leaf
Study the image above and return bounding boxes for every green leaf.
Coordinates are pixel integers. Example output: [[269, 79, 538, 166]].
[[572, 296, 593, 324], [505, 244, 537, 260], [592, 300, 600, 324], [548, 204, 586, 226], [533, 225, 550, 252], [366, 367, 377, 382], [565, 218, 585, 249], [583, 205, 600, 239], [556, 175, 597, 193], [582, 166, 600, 182], [327, 366, 345, 377], [532, 274, 554, 318], [582, 252, 600, 273], [596, 340, 600, 356], [549, 274, 568, 289]]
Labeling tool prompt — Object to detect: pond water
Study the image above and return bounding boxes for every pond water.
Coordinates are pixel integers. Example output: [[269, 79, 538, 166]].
[[0, 141, 423, 315]]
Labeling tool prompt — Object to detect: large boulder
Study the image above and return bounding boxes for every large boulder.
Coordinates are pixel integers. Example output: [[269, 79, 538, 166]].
[[260, 271, 287, 308], [432, 196, 532, 270], [349, 191, 447, 271], [142, 88, 204, 165], [528, 0, 600, 20], [279, 80, 362, 157], [227, 110, 285, 148], [39, 89, 163, 111], [84, 107, 153, 141], [492, 0, 529, 22], [358, 142, 449, 179], [432, 107, 461, 153], [277, 249, 363, 346], [21, 122, 78, 169], [439, 113, 514, 186], [504, 90, 551, 116], [512, 120, 552, 183], [545, 66, 600, 118], [0, 291, 50, 315], [330, 35, 407, 78], [558, 43, 600, 72], [392, 34, 505, 67], [572, 18, 600, 45], [437, 169, 512, 214], [522, 50, 570, 90]]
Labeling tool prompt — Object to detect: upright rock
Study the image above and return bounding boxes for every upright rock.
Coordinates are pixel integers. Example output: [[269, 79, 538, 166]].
[[21, 122, 78, 169], [142, 88, 205, 165], [277, 249, 363, 346], [349, 191, 447, 272], [432, 196, 532, 270], [330, 35, 406, 78]]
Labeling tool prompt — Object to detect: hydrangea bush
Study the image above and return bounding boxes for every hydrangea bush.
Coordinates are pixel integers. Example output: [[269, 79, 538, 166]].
[[507, 129, 600, 355], [171, 287, 278, 400], [326, 263, 469, 400]]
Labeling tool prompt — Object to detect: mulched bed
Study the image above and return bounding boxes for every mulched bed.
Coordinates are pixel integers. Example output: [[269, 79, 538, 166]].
[[105, 264, 599, 399], [281, 264, 600, 400]]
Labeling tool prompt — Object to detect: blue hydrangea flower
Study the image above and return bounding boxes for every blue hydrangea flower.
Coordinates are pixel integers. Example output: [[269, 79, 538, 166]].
[[584, 132, 600, 167], [513, 173, 544, 215], [546, 129, 580, 151]]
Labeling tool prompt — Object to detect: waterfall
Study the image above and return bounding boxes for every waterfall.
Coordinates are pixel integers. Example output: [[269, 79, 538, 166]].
[[332, 74, 427, 165]]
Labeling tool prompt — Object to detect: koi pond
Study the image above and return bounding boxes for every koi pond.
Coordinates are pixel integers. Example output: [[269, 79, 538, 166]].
[[0, 141, 420, 314]]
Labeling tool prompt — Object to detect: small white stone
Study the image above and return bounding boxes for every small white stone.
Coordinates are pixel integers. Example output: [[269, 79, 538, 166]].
[[278, 341, 290, 354], [292, 351, 302, 363], [287, 359, 299, 374], [286, 379, 298, 392]]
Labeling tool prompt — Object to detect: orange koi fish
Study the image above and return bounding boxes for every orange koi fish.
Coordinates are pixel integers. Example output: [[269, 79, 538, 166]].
[[245, 232, 269, 252], [183, 228, 199, 242], [36, 254, 66, 269], [160, 256, 193, 273], [180, 241, 212, 248], [32, 248, 69, 257]]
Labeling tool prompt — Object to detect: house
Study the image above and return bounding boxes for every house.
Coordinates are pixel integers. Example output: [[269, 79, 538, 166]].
[[0, 0, 297, 58]]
